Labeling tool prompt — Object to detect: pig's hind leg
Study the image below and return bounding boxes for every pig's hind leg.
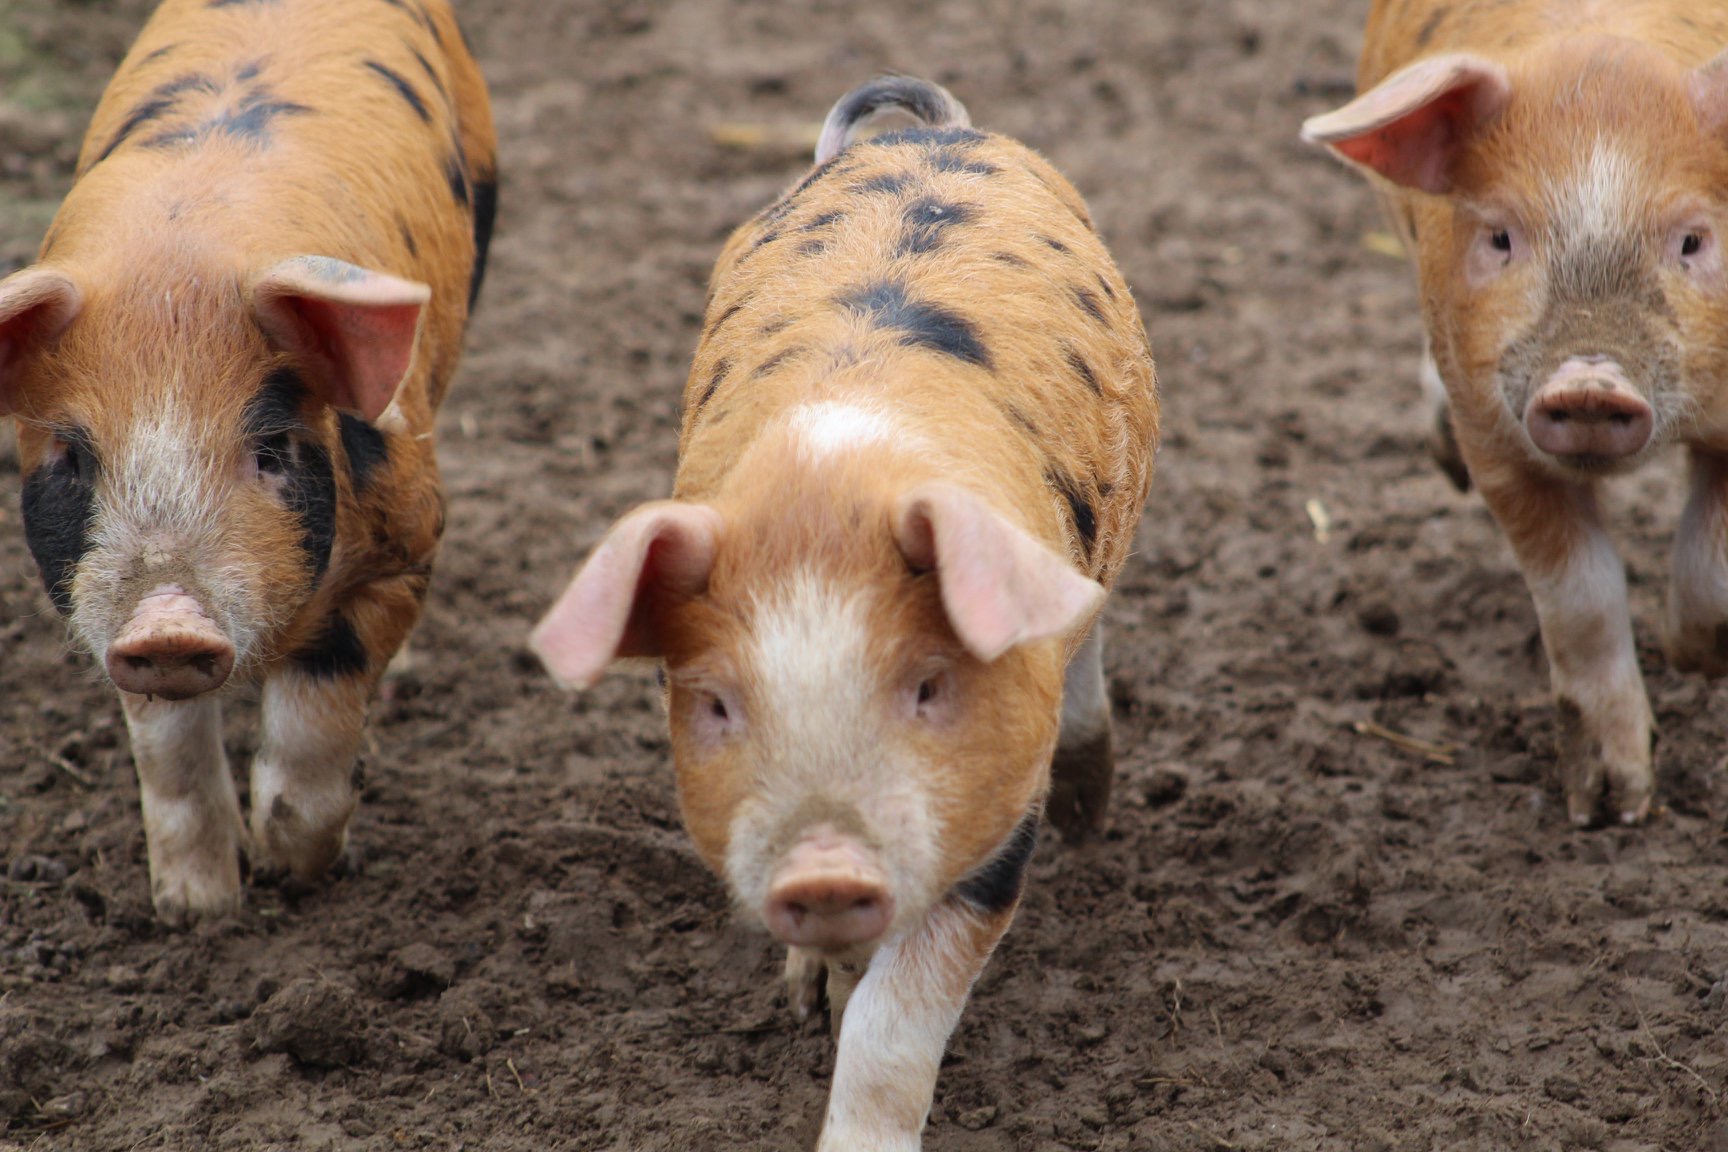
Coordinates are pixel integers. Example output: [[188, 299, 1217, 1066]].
[[250, 578, 423, 883], [122, 693, 246, 925], [1476, 465, 1654, 825], [1047, 621, 1112, 839], [1665, 448, 1728, 677]]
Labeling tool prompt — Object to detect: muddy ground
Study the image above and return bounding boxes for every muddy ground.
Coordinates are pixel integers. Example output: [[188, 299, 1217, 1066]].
[[5, 1, 1728, 1149]]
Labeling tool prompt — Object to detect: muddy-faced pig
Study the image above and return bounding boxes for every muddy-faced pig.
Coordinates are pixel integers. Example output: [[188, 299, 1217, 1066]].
[[0, 0, 495, 922], [1302, 3, 1728, 825], [531, 77, 1158, 1149]]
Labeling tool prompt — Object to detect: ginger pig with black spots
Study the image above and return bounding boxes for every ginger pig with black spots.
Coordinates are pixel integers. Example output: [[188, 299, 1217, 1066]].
[[532, 76, 1158, 1151], [0, 0, 496, 925]]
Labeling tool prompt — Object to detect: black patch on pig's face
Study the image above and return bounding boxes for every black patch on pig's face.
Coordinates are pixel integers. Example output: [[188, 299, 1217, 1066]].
[[1415, 7, 1449, 48], [92, 73, 220, 167], [952, 810, 1039, 914], [705, 300, 746, 338], [397, 216, 420, 258], [338, 413, 389, 493], [1040, 236, 1068, 254], [21, 429, 98, 616], [408, 47, 448, 102], [364, 60, 432, 123], [244, 368, 337, 581], [838, 279, 992, 370], [292, 612, 369, 680], [897, 196, 975, 257], [928, 143, 998, 176]]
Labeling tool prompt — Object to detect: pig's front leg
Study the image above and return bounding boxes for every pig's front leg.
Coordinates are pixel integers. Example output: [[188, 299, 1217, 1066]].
[[1666, 448, 1728, 677], [1047, 621, 1112, 839], [122, 693, 246, 924], [1477, 467, 1654, 824], [818, 900, 1015, 1152], [250, 580, 422, 880]]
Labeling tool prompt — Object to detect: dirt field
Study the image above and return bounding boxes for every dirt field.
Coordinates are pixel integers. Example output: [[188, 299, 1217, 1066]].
[[5, 1, 1728, 1149]]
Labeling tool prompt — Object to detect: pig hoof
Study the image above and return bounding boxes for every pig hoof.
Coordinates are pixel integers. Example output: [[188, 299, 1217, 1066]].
[[253, 794, 354, 882], [1047, 730, 1112, 841], [784, 946, 827, 1023], [151, 864, 243, 927], [1664, 622, 1728, 680]]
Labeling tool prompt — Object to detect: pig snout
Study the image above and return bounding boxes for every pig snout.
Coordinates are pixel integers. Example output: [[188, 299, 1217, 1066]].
[[763, 828, 895, 952], [1523, 357, 1653, 463], [105, 585, 234, 700]]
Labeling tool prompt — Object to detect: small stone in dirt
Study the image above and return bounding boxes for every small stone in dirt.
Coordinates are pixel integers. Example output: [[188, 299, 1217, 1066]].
[[955, 1106, 998, 1131], [1357, 600, 1401, 637], [1543, 1075, 1583, 1103], [436, 985, 498, 1060], [249, 978, 368, 1068], [1143, 768, 1189, 809]]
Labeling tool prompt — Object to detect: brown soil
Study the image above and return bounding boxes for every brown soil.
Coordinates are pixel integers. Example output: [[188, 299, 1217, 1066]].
[[5, 1, 1728, 1149]]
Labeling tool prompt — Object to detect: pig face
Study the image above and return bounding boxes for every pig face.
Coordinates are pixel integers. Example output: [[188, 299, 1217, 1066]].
[[1306, 45, 1728, 478], [1, 253, 427, 698], [533, 449, 1100, 960]]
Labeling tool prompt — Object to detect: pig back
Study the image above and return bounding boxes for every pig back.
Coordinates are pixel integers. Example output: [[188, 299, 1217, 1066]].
[[55, 0, 496, 419], [1361, 0, 1728, 87], [680, 125, 1159, 590]]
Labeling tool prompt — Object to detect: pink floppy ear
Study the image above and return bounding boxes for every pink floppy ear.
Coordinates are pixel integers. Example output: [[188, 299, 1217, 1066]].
[[1692, 47, 1728, 132], [1300, 53, 1511, 194], [250, 256, 430, 422], [530, 501, 725, 689], [893, 483, 1103, 663], [0, 266, 82, 416]]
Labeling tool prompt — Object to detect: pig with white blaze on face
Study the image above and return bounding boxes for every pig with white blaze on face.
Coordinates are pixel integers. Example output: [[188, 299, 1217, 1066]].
[[532, 77, 1158, 1150], [1304, 1, 1728, 825], [2, 0, 495, 923]]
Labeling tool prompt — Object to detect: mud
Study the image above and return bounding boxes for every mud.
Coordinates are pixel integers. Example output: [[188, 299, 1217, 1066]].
[[4, 1, 1728, 1149]]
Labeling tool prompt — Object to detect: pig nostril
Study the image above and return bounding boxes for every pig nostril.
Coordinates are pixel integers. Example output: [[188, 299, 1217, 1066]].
[[123, 655, 153, 672], [192, 655, 217, 677]]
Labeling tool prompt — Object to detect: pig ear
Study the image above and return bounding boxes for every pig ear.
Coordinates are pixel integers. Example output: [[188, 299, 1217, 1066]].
[[250, 256, 430, 423], [530, 501, 725, 689], [893, 483, 1104, 663], [0, 267, 81, 417], [1301, 53, 1511, 194], [1691, 49, 1728, 132]]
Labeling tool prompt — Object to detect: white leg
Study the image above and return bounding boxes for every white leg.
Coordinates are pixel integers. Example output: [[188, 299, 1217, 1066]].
[[785, 946, 826, 1023], [250, 672, 368, 881], [1047, 622, 1112, 838], [1667, 448, 1728, 677], [1483, 476, 1653, 824], [122, 692, 245, 924], [818, 901, 1009, 1152]]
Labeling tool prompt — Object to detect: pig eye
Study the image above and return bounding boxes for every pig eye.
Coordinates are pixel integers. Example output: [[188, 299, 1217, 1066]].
[[1490, 229, 1512, 253], [60, 437, 94, 482], [917, 678, 939, 706], [709, 696, 729, 721], [1682, 233, 1704, 258]]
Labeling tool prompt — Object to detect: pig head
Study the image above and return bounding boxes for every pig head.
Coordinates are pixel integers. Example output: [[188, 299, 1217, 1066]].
[[1, 253, 427, 699], [532, 452, 1102, 960]]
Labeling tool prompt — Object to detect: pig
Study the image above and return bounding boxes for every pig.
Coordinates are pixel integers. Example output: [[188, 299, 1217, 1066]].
[[1302, 2, 1728, 826], [0, 0, 496, 923], [531, 76, 1158, 1149]]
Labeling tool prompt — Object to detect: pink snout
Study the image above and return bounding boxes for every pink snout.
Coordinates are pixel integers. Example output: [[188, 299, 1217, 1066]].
[[1524, 358, 1653, 463], [763, 828, 895, 952], [106, 585, 234, 700]]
